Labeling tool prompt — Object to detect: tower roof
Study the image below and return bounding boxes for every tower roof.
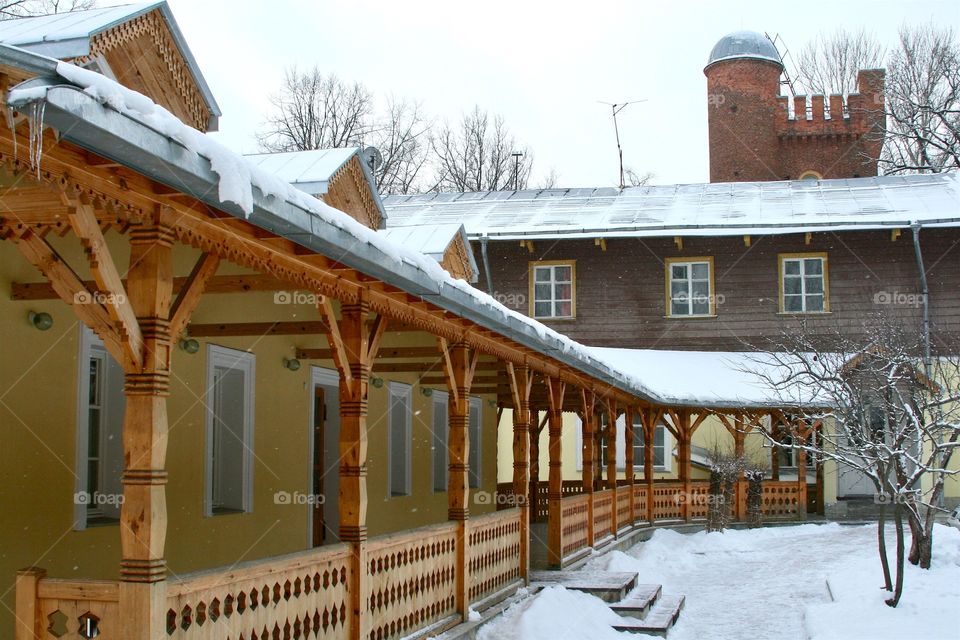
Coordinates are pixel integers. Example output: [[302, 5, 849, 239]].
[[706, 30, 783, 69]]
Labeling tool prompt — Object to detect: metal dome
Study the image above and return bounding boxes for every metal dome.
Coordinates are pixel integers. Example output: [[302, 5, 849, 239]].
[[706, 31, 783, 68]]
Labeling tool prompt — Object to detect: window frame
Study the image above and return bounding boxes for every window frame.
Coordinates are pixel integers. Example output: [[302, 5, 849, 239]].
[[632, 418, 671, 473], [528, 260, 577, 320], [204, 344, 256, 517], [778, 252, 830, 314], [468, 397, 483, 489], [664, 256, 716, 318], [431, 390, 449, 493], [387, 381, 413, 497]]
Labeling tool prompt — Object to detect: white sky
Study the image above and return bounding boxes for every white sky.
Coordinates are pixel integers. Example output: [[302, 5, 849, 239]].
[[165, 0, 960, 188]]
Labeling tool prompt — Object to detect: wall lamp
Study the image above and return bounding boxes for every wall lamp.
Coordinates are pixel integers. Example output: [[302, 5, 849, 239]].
[[370, 376, 384, 389], [178, 338, 200, 354], [283, 357, 301, 372], [28, 311, 53, 331], [420, 387, 433, 397]]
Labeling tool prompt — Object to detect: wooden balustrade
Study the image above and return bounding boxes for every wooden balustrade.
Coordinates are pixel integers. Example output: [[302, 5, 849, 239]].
[[592, 489, 614, 541], [16, 569, 120, 640], [761, 481, 802, 518], [165, 544, 352, 640], [466, 509, 522, 604], [651, 482, 685, 520], [687, 481, 711, 520], [632, 484, 649, 524], [366, 522, 459, 640], [559, 494, 590, 560], [615, 488, 632, 533]]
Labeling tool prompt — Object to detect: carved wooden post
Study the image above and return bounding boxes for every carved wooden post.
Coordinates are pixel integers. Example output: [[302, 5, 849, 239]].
[[643, 408, 657, 523], [439, 339, 478, 619], [15, 567, 45, 640], [771, 412, 781, 481], [507, 363, 533, 582], [580, 389, 596, 546], [546, 377, 566, 568], [605, 400, 618, 535], [319, 296, 385, 640], [625, 406, 635, 528], [732, 414, 747, 522], [795, 418, 809, 520], [529, 409, 541, 521], [118, 216, 175, 639]]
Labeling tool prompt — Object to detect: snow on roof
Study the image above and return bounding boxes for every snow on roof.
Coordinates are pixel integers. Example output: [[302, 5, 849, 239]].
[[379, 223, 479, 282], [383, 174, 960, 240], [244, 149, 359, 195], [0, 3, 160, 49], [0, 2, 220, 122], [586, 347, 827, 407], [2, 48, 825, 411]]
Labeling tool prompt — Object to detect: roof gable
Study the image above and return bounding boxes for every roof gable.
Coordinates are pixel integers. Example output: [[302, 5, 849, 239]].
[[0, 2, 220, 131], [378, 224, 479, 282]]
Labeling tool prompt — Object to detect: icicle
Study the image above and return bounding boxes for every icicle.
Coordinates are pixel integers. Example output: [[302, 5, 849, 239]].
[[5, 107, 16, 160], [28, 100, 46, 180]]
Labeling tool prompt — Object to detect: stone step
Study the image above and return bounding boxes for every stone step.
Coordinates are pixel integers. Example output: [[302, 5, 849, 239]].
[[612, 594, 685, 636], [530, 570, 638, 603], [609, 584, 663, 620]]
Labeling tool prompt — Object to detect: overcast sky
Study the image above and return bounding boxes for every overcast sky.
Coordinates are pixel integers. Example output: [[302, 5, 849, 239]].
[[166, 0, 960, 189]]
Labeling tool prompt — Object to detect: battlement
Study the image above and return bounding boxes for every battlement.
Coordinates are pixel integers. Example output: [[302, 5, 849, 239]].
[[776, 70, 885, 138]]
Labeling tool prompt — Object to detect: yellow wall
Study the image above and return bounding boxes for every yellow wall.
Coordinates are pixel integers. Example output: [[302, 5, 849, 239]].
[[0, 233, 499, 633]]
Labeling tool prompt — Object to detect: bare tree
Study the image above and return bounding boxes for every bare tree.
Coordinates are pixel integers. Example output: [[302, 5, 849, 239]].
[[430, 106, 533, 192], [257, 66, 432, 195], [794, 27, 884, 96], [881, 24, 960, 174], [748, 314, 960, 607], [0, 0, 95, 19]]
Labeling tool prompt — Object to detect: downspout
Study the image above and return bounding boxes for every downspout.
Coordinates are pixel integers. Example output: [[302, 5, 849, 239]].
[[910, 223, 932, 379], [480, 235, 495, 296]]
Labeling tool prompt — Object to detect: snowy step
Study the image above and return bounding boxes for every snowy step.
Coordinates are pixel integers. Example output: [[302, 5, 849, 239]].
[[609, 584, 663, 620], [529, 570, 638, 603], [612, 594, 685, 636]]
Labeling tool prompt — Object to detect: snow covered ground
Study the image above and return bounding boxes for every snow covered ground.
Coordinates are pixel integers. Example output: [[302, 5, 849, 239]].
[[478, 523, 960, 640]]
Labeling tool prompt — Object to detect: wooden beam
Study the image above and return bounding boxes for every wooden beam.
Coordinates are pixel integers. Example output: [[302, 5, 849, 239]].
[[13, 229, 127, 365], [317, 296, 351, 385], [67, 199, 142, 368], [10, 273, 293, 301], [673, 236, 683, 250], [189, 321, 330, 337], [168, 252, 219, 339]]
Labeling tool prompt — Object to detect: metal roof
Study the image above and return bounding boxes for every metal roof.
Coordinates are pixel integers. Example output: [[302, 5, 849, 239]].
[[378, 223, 479, 282], [382, 174, 960, 241], [706, 30, 782, 68], [0, 1, 221, 128]]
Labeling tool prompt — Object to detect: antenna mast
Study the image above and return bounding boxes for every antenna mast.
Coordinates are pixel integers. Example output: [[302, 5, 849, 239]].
[[599, 100, 646, 189]]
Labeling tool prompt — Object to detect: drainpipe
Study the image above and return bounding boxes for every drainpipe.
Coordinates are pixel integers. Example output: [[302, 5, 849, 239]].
[[480, 235, 495, 296], [910, 223, 932, 379]]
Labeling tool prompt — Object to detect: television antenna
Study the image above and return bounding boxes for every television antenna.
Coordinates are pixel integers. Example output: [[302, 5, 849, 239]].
[[598, 99, 646, 189]]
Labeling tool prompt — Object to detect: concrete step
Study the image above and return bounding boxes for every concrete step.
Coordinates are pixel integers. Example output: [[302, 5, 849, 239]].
[[612, 594, 685, 636], [609, 584, 662, 620], [530, 570, 638, 603]]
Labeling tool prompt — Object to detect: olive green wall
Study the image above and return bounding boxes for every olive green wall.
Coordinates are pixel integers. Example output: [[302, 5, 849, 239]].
[[0, 233, 498, 634]]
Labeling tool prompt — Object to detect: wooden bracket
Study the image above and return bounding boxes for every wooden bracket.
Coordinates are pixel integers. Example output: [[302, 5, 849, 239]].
[[594, 238, 607, 252], [519, 240, 535, 253], [673, 236, 683, 251], [891, 229, 901, 242], [317, 296, 352, 385], [804, 232, 813, 245], [169, 252, 219, 339]]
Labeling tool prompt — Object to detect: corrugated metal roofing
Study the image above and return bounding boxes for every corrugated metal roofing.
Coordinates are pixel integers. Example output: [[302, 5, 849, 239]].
[[378, 223, 464, 259], [244, 149, 358, 195], [383, 174, 960, 240], [0, 3, 159, 47]]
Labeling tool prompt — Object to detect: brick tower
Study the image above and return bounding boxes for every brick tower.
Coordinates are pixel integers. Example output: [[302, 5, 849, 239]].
[[704, 31, 885, 183]]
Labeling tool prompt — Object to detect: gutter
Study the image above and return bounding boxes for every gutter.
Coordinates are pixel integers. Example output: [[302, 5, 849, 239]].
[[480, 235, 495, 296], [910, 223, 933, 379]]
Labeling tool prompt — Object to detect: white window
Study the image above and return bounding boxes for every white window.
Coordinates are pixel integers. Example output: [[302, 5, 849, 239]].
[[633, 418, 670, 472], [469, 397, 482, 489], [667, 258, 714, 317], [388, 382, 413, 496], [781, 254, 827, 313], [432, 391, 449, 493], [205, 345, 255, 516], [75, 327, 125, 528], [531, 262, 575, 319]]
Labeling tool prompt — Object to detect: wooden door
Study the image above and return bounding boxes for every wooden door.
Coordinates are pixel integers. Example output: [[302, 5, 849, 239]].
[[312, 386, 325, 547]]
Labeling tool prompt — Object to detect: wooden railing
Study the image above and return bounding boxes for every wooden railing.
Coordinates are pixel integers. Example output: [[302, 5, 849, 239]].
[[166, 543, 352, 640], [560, 494, 590, 560], [687, 481, 711, 520], [616, 488, 631, 532], [632, 484, 649, 523], [467, 509, 522, 603], [651, 482, 685, 520], [16, 570, 120, 640], [366, 522, 459, 640], [761, 481, 802, 518], [592, 489, 614, 541]]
